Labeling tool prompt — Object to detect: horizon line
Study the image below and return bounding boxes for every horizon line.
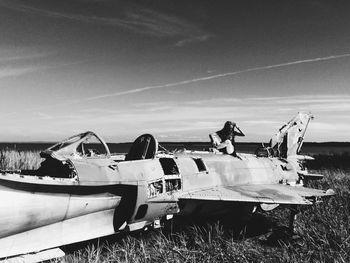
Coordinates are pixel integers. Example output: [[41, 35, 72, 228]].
[[0, 140, 349, 144]]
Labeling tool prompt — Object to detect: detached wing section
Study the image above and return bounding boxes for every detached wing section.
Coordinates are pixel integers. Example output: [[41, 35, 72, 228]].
[[179, 184, 334, 205]]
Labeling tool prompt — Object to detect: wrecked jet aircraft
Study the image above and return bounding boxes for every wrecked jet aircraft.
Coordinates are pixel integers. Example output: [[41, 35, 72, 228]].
[[0, 112, 334, 261]]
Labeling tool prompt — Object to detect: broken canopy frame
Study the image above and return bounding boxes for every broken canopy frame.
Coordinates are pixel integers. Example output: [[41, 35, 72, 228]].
[[40, 131, 111, 161]]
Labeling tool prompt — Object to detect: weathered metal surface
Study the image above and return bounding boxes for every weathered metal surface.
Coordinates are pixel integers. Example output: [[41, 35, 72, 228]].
[[178, 184, 333, 205], [0, 209, 116, 258]]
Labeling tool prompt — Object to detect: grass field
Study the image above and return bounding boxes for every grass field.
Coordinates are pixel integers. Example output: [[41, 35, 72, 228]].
[[0, 150, 349, 263], [62, 168, 350, 263]]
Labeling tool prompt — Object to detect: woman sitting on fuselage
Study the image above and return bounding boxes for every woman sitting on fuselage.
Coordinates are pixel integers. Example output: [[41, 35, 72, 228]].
[[210, 121, 245, 156]]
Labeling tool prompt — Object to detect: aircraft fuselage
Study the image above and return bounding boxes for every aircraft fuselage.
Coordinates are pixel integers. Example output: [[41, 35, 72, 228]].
[[119, 151, 301, 228]]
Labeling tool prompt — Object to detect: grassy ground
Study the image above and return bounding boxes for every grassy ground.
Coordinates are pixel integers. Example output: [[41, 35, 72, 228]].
[[59, 168, 349, 263], [0, 150, 348, 262]]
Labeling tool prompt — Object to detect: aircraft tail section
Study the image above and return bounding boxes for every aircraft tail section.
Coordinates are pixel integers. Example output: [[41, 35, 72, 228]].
[[270, 112, 313, 158]]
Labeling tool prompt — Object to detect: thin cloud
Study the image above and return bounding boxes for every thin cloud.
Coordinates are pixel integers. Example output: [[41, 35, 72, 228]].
[[247, 94, 350, 101], [0, 52, 53, 63], [73, 53, 350, 103], [2, 94, 349, 142], [33, 112, 53, 120], [175, 34, 213, 47], [1, 1, 210, 43], [0, 60, 90, 80], [244, 94, 350, 104], [243, 120, 281, 125], [310, 122, 350, 132], [0, 66, 40, 79], [0, 48, 89, 80]]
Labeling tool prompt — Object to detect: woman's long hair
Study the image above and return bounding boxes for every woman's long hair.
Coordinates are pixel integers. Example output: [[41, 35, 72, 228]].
[[216, 121, 234, 141]]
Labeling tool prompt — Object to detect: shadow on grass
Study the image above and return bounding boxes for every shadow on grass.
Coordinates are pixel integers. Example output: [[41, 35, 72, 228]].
[[164, 212, 275, 239], [60, 210, 290, 258]]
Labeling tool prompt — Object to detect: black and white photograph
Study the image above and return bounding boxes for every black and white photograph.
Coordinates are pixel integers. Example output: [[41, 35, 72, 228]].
[[0, 0, 349, 262]]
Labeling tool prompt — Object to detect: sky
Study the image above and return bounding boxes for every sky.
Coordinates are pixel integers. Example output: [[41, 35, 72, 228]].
[[0, 0, 349, 143]]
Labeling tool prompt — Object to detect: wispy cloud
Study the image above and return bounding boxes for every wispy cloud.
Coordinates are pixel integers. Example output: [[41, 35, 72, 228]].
[[33, 112, 53, 120], [67, 53, 350, 103], [0, 66, 40, 79], [12, 93, 348, 141], [1, 1, 210, 45], [1, 94, 349, 142], [0, 60, 89, 80], [243, 120, 281, 125], [0, 47, 90, 80], [124, 95, 350, 141], [175, 34, 213, 47], [0, 51, 53, 63]]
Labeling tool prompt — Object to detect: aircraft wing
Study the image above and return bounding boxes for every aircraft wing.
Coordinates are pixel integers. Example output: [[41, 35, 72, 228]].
[[178, 184, 334, 205]]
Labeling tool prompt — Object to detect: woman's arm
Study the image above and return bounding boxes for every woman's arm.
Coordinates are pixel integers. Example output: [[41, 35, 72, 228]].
[[234, 126, 245, 136]]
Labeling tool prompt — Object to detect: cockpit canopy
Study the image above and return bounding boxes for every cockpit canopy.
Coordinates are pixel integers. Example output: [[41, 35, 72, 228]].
[[40, 131, 111, 161], [25, 132, 160, 179]]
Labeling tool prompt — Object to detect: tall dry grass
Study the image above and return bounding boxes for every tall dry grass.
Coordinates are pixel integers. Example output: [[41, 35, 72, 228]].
[[0, 150, 42, 170]]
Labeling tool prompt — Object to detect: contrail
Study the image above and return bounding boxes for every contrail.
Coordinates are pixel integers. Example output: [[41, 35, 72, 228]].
[[2, 53, 348, 120], [81, 53, 350, 102]]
